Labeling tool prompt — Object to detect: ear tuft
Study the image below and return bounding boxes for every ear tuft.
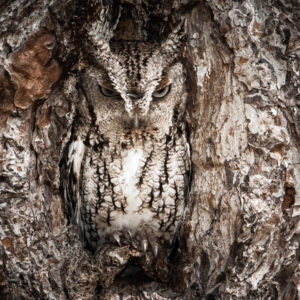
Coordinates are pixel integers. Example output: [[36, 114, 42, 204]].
[[83, 4, 116, 63], [161, 19, 186, 58]]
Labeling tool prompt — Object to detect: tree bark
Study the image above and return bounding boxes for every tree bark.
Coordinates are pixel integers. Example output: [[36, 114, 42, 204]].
[[1, 0, 299, 299]]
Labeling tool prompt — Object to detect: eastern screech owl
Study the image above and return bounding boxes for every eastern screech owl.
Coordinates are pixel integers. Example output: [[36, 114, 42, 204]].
[[61, 27, 191, 263]]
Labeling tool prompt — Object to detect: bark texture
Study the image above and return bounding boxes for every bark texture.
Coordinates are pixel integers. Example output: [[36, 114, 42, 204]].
[[0, 0, 300, 299]]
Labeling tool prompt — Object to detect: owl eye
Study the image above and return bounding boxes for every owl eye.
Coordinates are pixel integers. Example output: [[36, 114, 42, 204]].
[[99, 85, 119, 97], [152, 84, 172, 100]]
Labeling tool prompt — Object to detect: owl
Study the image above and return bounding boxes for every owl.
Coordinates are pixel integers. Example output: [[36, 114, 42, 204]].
[[61, 24, 191, 272]]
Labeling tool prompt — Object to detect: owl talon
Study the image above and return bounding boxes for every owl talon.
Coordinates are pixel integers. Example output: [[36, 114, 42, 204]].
[[142, 239, 148, 252], [112, 232, 121, 246], [134, 225, 166, 259], [127, 229, 132, 239]]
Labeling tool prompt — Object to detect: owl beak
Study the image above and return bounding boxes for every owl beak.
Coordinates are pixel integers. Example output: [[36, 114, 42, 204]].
[[134, 113, 139, 129]]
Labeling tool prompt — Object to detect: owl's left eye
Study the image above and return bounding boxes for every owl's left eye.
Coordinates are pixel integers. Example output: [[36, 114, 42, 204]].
[[152, 84, 172, 100], [99, 85, 120, 98]]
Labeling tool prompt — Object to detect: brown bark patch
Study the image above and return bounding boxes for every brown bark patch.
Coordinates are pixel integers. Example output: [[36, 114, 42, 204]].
[[0, 69, 14, 127], [239, 57, 249, 64], [37, 106, 51, 127], [8, 30, 61, 109], [271, 144, 284, 158], [1, 237, 13, 252], [282, 184, 295, 210]]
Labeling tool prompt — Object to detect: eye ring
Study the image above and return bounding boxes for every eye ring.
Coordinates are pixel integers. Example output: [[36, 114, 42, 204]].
[[99, 85, 120, 98], [152, 84, 172, 100]]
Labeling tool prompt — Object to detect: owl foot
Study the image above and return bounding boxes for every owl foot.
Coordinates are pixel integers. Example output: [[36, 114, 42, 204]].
[[132, 225, 170, 282], [133, 226, 172, 257], [95, 226, 173, 282], [108, 229, 132, 247]]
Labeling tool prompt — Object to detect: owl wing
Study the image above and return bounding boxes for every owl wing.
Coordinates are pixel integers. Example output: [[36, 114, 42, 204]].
[[61, 138, 85, 225]]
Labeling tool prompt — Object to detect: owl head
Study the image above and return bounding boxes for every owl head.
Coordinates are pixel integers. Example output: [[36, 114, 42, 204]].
[[81, 24, 187, 138]]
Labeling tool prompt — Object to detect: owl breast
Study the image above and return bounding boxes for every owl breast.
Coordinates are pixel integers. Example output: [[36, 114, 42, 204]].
[[76, 127, 190, 251]]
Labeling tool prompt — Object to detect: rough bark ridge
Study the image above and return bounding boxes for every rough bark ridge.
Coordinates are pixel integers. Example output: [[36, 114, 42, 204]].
[[0, 0, 300, 299]]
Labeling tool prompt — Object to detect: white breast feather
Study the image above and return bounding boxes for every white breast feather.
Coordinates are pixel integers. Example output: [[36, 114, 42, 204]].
[[116, 148, 153, 229]]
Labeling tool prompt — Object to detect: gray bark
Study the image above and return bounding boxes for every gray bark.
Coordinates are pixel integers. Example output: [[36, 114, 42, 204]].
[[0, 0, 300, 299]]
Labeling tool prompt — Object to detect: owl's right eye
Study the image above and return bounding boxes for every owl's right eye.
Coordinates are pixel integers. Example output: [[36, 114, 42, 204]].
[[152, 84, 172, 100], [99, 85, 120, 98]]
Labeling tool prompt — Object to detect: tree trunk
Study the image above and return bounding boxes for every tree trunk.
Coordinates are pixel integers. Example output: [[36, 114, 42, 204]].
[[1, 0, 299, 299]]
